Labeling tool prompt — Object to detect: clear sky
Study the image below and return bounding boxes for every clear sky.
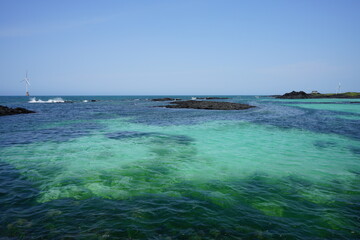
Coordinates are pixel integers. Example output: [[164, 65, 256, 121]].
[[0, 0, 359, 95]]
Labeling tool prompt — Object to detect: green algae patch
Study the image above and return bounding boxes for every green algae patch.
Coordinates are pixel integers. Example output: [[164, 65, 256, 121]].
[[300, 188, 335, 205], [251, 201, 285, 217]]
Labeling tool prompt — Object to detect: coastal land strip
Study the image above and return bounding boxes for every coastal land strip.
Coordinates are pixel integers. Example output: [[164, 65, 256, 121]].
[[275, 91, 360, 99]]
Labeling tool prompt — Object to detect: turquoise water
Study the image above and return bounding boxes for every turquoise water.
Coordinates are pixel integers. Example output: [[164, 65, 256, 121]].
[[286, 103, 360, 114], [0, 96, 359, 239]]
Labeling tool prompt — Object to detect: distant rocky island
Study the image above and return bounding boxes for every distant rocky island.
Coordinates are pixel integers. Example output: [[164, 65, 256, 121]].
[[163, 100, 255, 110], [0, 105, 35, 116], [276, 91, 360, 99]]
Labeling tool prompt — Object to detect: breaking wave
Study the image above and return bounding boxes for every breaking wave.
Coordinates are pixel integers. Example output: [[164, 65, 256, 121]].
[[28, 97, 65, 103]]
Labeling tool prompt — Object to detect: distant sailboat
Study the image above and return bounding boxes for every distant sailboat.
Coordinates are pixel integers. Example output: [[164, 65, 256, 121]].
[[21, 71, 31, 96]]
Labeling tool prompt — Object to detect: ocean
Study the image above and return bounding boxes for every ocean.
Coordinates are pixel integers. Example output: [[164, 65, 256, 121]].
[[0, 95, 359, 239]]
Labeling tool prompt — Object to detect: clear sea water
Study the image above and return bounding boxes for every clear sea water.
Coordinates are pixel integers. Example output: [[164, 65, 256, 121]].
[[0, 95, 359, 239]]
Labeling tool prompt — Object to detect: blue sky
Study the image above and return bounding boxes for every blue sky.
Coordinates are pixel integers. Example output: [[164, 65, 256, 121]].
[[0, 0, 359, 95]]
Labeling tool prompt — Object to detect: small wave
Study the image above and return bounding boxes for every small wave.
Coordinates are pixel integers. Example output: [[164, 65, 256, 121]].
[[29, 97, 65, 103], [83, 100, 88, 103], [191, 97, 197, 100]]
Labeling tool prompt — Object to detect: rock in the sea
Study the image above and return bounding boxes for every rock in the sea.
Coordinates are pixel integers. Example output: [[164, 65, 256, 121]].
[[163, 100, 255, 110], [0, 105, 35, 116], [151, 98, 180, 101], [276, 91, 310, 99], [206, 97, 229, 99], [196, 97, 229, 100]]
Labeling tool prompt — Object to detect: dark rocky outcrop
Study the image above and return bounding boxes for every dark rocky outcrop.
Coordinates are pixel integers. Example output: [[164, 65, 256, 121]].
[[151, 98, 181, 101], [163, 100, 255, 110], [276, 91, 310, 99], [196, 97, 229, 100], [0, 105, 35, 116]]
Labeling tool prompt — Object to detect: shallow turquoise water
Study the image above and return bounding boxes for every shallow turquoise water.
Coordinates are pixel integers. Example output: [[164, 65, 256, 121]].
[[0, 96, 359, 239], [287, 103, 360, 114]]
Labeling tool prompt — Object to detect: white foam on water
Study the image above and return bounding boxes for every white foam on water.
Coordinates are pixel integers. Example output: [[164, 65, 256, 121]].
[[29, 97, 65, 103]]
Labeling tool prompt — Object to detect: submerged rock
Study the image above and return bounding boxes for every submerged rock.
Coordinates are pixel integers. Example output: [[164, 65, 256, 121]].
[[163, 100, 255, 110], [0, 105, 35, 116], [107, 131, 153, 139], [106, 131, 193, 145]]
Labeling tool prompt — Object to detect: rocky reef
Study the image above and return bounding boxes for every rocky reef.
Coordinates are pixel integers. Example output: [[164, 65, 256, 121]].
[[163, 100, 255, 110], [151, 98, 181, 101], [195, 97, 229, 100], [151, 97, 230, 101], [0, 105, 35, 116]]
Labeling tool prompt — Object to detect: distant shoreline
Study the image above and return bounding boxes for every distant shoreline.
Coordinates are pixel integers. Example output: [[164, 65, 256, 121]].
[[275, 91, 360, 99]]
